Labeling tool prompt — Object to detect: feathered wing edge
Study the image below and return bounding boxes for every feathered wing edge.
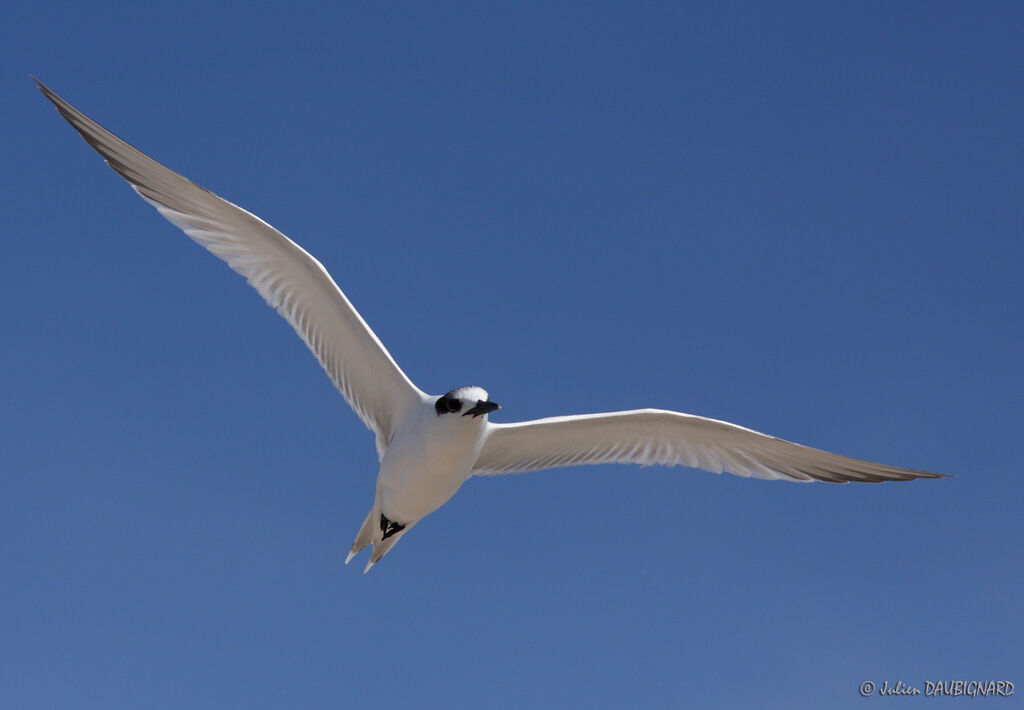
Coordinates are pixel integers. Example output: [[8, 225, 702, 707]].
[[36, 80, 425, 453], [473, 409, 948, 483]]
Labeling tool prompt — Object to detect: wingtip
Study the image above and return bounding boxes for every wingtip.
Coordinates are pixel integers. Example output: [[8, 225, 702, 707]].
[[32, 76, 52, 96], [33, 78, 64, 110]]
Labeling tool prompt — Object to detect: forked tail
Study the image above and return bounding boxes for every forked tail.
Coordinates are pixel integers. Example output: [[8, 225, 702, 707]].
[[345, 508, 414, 572]]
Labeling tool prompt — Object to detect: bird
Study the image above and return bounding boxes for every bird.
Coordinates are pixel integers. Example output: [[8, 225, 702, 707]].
[[37, 80, 947, 572]]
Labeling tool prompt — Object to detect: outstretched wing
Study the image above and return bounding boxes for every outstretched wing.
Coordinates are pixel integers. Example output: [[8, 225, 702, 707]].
[[474, 409, 946, 483], [38, 80, 425, 452]]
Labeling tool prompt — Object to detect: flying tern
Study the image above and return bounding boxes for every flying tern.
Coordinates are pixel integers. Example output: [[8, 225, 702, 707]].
[[38, 80, 947, 571]]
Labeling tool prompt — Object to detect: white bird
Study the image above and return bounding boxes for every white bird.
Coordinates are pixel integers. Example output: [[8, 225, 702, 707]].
[[38, 80, 947, 571]]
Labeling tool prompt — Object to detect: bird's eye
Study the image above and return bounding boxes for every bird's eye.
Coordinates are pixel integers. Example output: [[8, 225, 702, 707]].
[[435, 395, 462, 415]]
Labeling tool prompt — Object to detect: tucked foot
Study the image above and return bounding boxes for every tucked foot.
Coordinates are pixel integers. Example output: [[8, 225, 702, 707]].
[[380, 513, 406, 540]]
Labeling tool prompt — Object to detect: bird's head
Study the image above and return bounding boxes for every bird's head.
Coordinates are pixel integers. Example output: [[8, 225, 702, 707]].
[[434, 386, 500, 419]]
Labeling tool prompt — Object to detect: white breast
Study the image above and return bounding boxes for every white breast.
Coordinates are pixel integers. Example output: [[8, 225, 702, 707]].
[[376, 401, 488, 522]]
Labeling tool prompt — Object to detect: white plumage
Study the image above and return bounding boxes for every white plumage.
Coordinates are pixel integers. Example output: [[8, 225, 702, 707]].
[[38, 80, 946, 571]]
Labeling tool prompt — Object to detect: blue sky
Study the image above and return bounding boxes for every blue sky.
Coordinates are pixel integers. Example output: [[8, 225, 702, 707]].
[[3, 2, 1021, 708]]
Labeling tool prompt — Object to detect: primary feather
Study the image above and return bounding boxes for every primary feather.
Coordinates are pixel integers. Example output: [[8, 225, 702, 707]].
[[475, 410, 945, 483], [36, 80, 424, 456]]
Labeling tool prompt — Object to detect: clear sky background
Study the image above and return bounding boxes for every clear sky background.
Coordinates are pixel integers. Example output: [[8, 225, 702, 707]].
[[3, 2, 1021, 708]]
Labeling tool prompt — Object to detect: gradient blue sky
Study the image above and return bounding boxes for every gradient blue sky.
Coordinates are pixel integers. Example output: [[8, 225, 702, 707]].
[[4, 2, 1021, 708]]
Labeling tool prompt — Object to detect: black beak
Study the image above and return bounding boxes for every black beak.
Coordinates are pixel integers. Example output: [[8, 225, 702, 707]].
[[463, 400, 501, 418]]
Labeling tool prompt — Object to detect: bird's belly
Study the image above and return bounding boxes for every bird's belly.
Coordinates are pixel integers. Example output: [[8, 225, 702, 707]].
[[377, 428, 480, 522]]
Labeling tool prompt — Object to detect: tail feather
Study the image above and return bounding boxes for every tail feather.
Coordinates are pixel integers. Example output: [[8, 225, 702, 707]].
[[364, 526, 411, 573], [346, 509, 376, 564], [347, 507, 415, 572]]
